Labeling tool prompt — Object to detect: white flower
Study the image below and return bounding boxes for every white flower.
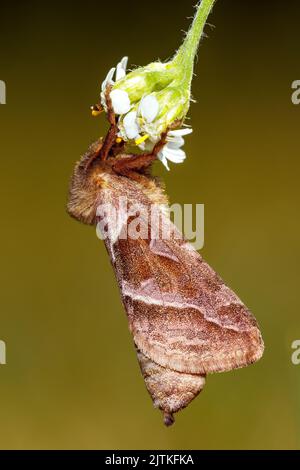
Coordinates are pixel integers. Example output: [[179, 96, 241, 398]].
[[123, 111, 140, 139], [116, 56, 128, 81], [100, 57, 130, 114], [110, 89, 131, 115], [158, 128, 193, 171], [139, 95, 159, 123], [101, 67, 115, 92], [158, 147, 185, 171], [168, 128, 193, 137]]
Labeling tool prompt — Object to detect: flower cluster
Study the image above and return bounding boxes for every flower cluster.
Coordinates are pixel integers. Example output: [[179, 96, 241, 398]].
[[97, 0, 215, 170], [100, 57, 193, 171]]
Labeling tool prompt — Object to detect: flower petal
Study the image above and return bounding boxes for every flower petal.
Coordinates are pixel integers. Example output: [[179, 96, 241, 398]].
[[139, 95, 159, 123], [157, 150, 170, 171], [163, 145, 186, 163], [115, 57, 128, 81], [123, 110, 137, 126], [123, 110, 140, 139], [166, 135, 185, 148], [168, 128, 193, 137], [120, 56, 128, 71], [110, 89, 131, 115], [116, 66, 126, 81], [101, 67, 116, 91]]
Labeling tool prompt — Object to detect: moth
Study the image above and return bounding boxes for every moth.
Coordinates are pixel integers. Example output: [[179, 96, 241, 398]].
[[67, 91, 264, 426]]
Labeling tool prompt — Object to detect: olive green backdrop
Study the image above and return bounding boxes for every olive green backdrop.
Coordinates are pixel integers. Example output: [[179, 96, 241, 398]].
[[0, 0, 299, 449]]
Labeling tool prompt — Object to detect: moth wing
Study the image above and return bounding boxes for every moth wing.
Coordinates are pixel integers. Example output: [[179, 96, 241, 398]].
[[99, 173, 264, 376], [111, 213, 263, 376]]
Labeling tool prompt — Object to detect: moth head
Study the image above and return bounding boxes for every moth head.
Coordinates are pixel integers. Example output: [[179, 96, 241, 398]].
[[67, 139, 107, 226]]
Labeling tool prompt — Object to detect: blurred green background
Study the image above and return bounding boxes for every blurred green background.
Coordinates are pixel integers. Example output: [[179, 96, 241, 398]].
[[0, 0, 300, 450]]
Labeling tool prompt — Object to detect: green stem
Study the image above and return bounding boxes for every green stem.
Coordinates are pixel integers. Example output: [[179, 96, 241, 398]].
[[173, 0, 215, 85]]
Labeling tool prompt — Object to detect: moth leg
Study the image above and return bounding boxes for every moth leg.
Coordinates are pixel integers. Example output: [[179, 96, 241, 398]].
[[112, 132, 168, 175], [79, 139, 103, 171], [84, 87, 118, 170], [112, 168, 150, 185], [99, 87, 119, 161], [112, 120, 183, 175]]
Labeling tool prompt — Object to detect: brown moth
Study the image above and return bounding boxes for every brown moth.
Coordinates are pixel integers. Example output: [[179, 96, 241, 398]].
[[67, 93, 264, 426]]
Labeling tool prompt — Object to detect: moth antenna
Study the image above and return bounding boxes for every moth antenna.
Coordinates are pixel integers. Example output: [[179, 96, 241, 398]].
[[163, 412, 175, 427]]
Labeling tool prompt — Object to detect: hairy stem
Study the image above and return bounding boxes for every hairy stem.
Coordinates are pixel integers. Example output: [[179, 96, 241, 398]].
[[173, 0, 215, 86]]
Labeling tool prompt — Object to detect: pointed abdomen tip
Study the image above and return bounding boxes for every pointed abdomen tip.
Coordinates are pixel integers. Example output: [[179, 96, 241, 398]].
[[163, 412, 175, 427]]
